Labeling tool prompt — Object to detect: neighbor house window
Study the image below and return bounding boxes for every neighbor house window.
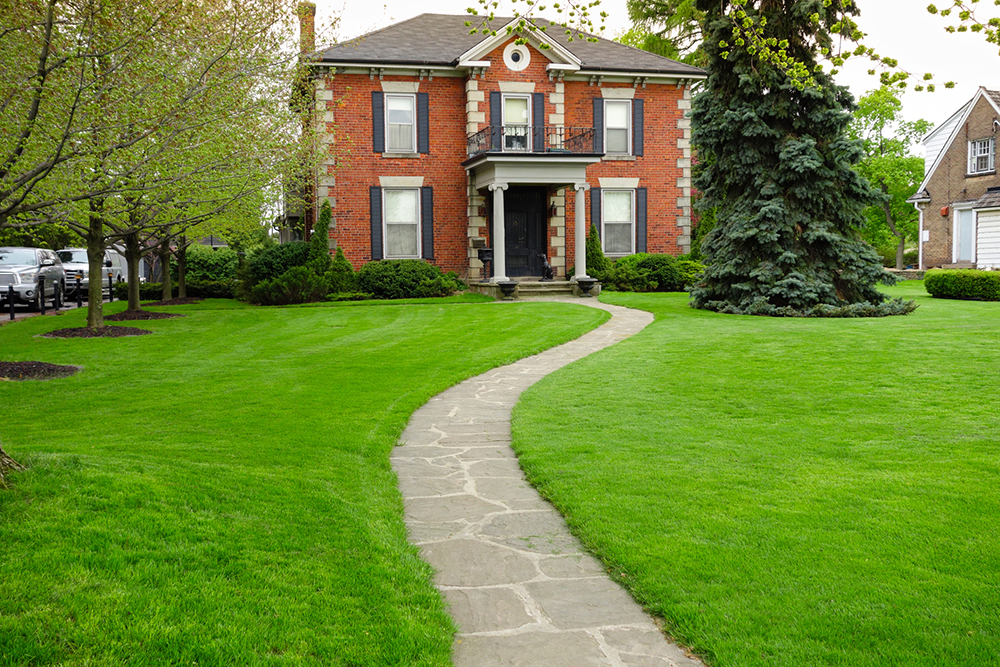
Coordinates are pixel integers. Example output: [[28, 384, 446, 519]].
[[384, 189, 420, 258], [602, 190, 634, 256], [385, 94, 416, 153], [968, 138, 995, 174], [605, 100, 631, 155], [503, 95, 530, 151]]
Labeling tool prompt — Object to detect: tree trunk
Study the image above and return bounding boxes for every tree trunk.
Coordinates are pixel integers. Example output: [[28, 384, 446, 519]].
[[881, 181, 905, 270], [86, 198, 105, 327], [158, 239, 172, 301], [124, 231, 142, 312], [0, 442, 25, 488], [177, 235, 187, 299]]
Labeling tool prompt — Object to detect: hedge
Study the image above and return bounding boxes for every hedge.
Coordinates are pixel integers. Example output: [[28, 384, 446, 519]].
[[924, 269, 1000, 301], [356, 260, 460, 299], [113, 279, 238, 301]]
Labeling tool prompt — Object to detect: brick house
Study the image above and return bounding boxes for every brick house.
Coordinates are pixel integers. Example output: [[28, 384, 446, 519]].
[[909, 87, 1000, 269], [297, 8, 705, 283]]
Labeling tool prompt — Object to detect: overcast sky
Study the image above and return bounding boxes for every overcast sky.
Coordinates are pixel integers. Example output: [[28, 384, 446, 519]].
[[311, 0, 999, 135]]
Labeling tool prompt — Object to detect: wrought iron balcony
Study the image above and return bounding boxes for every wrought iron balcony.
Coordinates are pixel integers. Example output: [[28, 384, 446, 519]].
[[467, 125, 600, 157]]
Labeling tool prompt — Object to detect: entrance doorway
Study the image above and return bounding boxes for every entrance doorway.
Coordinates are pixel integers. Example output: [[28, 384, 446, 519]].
[[504, 186, 547, 277]]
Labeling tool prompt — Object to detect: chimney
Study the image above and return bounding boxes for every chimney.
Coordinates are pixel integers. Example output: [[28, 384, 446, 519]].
[[298, 2, 316, 54]]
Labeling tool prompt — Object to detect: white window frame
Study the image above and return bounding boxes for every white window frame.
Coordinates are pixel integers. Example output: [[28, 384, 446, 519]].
[[502, 94, 532, 152], [382, 188, 422, 259], [601, 189, 636, 257], [604, 100, 632, 156], [968, 137, 995, 175], [953, 204, 977, 264], [384, 93, 417, 154]]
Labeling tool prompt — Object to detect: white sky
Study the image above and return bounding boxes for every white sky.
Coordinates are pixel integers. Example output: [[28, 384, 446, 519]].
[[311, 0, 999, 135]]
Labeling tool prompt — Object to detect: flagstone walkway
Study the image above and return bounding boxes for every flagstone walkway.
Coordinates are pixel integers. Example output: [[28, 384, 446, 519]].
[[391, 298, 705, 667]]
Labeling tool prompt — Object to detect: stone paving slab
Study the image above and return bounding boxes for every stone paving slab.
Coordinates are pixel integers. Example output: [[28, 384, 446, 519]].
[[392, 298, 705, 667]]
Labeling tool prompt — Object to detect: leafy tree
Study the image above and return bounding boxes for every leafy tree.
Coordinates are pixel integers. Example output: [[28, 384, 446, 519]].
[[848, 87, 932, 269], [689, 0, 914, 317], [618, 0, 706, 66]]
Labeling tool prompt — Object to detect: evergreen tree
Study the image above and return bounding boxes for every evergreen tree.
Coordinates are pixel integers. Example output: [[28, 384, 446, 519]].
[[690, 0, 916, 317]]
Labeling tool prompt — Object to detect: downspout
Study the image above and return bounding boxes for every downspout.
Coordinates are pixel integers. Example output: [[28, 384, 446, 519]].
[[914, 202, 925, 270]]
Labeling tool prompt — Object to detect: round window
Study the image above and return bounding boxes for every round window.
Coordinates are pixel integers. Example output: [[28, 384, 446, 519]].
[[503, 42, 530, 71]]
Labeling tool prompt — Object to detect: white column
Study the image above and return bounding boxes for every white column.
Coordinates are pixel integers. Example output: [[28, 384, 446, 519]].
[[489, 182, 509, 282], [574, 182, 590, 280]]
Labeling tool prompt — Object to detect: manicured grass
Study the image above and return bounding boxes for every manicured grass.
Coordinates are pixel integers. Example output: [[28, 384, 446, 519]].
[[513, 282, 1000, 667], [0, 298, 607, 666]]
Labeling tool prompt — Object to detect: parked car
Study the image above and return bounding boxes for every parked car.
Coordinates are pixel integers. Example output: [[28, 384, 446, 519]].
[[57, 248, 126, 296], [0, 247, 66, 309]]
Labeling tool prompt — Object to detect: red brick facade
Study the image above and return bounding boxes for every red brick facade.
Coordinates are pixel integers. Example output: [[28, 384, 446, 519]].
[[308, 31, 699, 280]]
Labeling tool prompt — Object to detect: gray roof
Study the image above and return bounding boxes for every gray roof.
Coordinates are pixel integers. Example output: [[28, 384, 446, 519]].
[[974, 188, 1000, 210], [988, 90, 1000, 108], [317, 14, 705, 77]]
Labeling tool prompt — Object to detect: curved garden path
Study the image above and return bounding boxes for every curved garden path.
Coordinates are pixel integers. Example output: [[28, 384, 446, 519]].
[[391, 298, 705, 667]]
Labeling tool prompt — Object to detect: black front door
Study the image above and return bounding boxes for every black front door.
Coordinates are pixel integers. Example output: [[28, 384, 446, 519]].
[[504, 186, 546, 277]]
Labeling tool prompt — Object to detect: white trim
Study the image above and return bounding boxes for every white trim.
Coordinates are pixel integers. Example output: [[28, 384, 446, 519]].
[[601, 88, 636, 99], [601, 189, 636, 257], [380, 81, 420, 93], [953, 202, 977, 264], [604, 99, 632, 156], [570, 70, 706, 82], [384, 93, 417, 154], [967, 137, 996, 175], [499, 81, 535, 93], [382, 187, 422, 259], [599, 177, 639, 188], [457, 19, 582, 67], [379, 176, 424, 187]]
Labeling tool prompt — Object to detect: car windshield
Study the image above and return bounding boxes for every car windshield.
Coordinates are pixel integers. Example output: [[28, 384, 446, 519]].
[[57, 250, 88, 264], [0, 248, 37, 266]]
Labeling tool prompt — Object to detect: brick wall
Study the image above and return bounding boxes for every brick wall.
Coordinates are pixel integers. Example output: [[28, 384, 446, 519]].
[[922, 95, 1000, 268]]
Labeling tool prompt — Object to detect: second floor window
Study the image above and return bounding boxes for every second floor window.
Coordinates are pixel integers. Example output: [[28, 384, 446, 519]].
[[969, 138, 995, 175], [605, 100, 631, 155], [503, 95, 530, 151], [386, 94, 416, 153]]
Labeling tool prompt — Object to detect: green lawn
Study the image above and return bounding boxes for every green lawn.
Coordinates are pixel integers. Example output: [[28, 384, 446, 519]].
[[512, 282, 1000, 667], [0, 297, 608, 666]]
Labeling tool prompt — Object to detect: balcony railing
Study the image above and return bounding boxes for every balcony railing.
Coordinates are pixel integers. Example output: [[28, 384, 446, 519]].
[[467, 125, 599, 157]]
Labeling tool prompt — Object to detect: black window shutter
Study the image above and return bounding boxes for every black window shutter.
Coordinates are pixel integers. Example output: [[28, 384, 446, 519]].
[[372, 92, 385, 153], [532, 92, 545, 153], [417, 93, 429, 154], [370, 186, 383, 260], [490, 92, 502, 151], [636, 188, 647, 253], [590, 187, 601, 240], [593, 98, 604, 153], [421, 186, 434, 259], [633, 98, 644, 157]]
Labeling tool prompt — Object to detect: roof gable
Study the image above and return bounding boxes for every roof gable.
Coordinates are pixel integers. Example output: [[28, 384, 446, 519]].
[[457, 18, 581, 67], [913, 87, 1000, 198]]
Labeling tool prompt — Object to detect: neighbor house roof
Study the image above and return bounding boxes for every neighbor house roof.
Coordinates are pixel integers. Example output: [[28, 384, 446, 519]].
[[974, 187, 1000, 210], [316, 14, 705, 77]]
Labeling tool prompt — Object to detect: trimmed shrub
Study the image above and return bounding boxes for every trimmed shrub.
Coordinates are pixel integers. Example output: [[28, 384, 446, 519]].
[[585, 223, 613, 282], [604, 254, 657, 292], [249, 266, 329, 306], [113, 280, 237, 301], [246, 242, 310, 286], [326, 246, 357, 294], [308, 201, 333, 273], [677, 259, 706, 289], [635, 253, 683, 292], [175, 244, 238, 282], [356, 260, 459, 299], [326, 292, 373, 302], [925, 269, 1000, 301]]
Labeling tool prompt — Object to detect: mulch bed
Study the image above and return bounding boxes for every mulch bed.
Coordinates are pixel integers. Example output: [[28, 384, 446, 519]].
[[105, 310, 183, 321], [42, 326, 152, 339], [145, 297, 202, 307], [0, 361, 81, 381]]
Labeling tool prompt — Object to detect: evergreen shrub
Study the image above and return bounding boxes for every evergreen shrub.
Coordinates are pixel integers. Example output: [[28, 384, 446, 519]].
[[249, 266, 329, 306], [246, 242, 310, 286], [356, 260, 460, 299], [677, 259, 706, 289], [326, 247, 357, 294], [924, 269, 1000, 301], [585, 223, 613, 282]]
